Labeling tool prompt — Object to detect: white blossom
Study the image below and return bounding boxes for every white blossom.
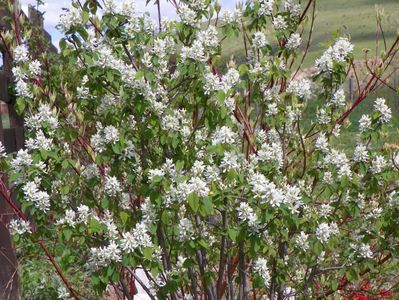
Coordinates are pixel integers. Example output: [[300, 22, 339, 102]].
[[212, 126, 236, 145], [178, 218, 195, 241], [315, 133, 329, 152], [315, 38, 354, 73], [295, 231, 309, 251], [353, 144, 369, 162], [204, 72, 221, 95], [272, 15, 287, 30], [287, 78, 312, 99], [8, 219, 31, 235], [22, 181, 51, 212], [10, 149, 32, 172], [253, 32, 268, 48], [370, 155, 387, 174], [104, 176, 122, 197], [359, 115, 372, 132], [13, 45, 29, 63], [329, 89, 346, 107], [89, 241, 121, 270], [179, 4, 197, 26], [220, 151, 241, 172], [120, 222, 153, 253], [374, 98, 392, 124], [221, 9, 242, 24], [58, 7, 81, 33], [57, 286, 70, 300], [237, 202, 259, 229], [222, 68, 240, 91], [286, 33, 301, 50], [259, 0, 273, 16], [28, 60, 42, 76], [316, 222, 338, 243], [253, 257, 271, 286]]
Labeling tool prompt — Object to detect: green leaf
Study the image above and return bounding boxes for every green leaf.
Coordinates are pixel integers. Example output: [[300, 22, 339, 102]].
[[120, 212, 129, 225], [143, 247, 152, 260], [202, 197, 214, 215], [89, 218, 102, 233], [312, 241, 323, 255], [228, 229, 238, 241], [188, 193, 199, 212], [347, 268, 359, 282], [82, 10, 90, 24], [331, 279, 338, 291], [63, 229, 72, 241], [15, 98, 26, 114]]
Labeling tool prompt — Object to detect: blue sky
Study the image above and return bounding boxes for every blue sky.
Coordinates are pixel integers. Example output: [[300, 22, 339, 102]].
[[20, 0, 239, 47]]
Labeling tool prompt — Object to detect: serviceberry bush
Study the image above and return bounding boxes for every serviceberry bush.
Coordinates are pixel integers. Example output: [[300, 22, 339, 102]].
[[1, 0, 399, 299]]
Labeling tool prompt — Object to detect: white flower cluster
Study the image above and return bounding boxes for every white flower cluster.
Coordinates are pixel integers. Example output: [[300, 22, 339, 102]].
[[57, 205, 91, 227], [25, 104, 59, 134], [255, 141, 284, 169], [204, 68, 240, 94], [22, 180, 51, 212], [253, 257, 271, 286], [359, 115, 372, 132], [211, 126, 237, 145], [315, 37, 354, 73], [178, 218, 195, 241], [220, 151, 242, 172], [57, 285, 70, 300], [286, 33, 302, 50], [28, 60, 42, 77], [253, 32, 268, 48], [221, 9, 242, 24], [162, 109, 191, 135], [353, 144, 369, 162], [179, 3, 197, 26], [287, 78, 312, 99], [284, 0, 301, 16], [258, 0, 274, 16], [272, 15, 287, 30], [324, 149, 352, 178], [295, 231, 309, 251], [10, 149, 33, 172], [370, 155, 387, 174], [328, 88, 346, 107], [104, 176, 122, 197], [237, 202, 259, 229], [120, 222, 153, 253], [58, 7, 81, 33], [249, 173, 303, 213], [0, 141, 5, 158], [181, 26, 219, 62], [13, 45, 29, 63], [8, 219, 31, 235], [351, 242, 373, 259], [373, 98, 392, 124], [89, 241, 121, 270], [12, 45, 35, 98], [90, 123, 120, 153], [82, 164, 100, 180], [315, 133, 329, 153], [316, 222, 339, 243], [25, 130, 53, 151]]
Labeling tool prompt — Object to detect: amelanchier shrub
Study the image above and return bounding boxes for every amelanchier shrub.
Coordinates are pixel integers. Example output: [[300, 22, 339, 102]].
[[1, 0, 399, 299]]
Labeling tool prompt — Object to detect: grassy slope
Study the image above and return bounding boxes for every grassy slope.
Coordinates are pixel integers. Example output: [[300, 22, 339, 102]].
[[222, 0, 399, 133], [222, 0, 399, 67]]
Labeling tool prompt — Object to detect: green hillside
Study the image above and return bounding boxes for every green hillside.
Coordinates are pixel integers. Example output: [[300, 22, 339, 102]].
[[222, 0, 399, 67]]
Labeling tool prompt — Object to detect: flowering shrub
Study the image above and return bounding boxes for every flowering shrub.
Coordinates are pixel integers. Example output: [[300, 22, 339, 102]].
[[1, 0, 399, 299]]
